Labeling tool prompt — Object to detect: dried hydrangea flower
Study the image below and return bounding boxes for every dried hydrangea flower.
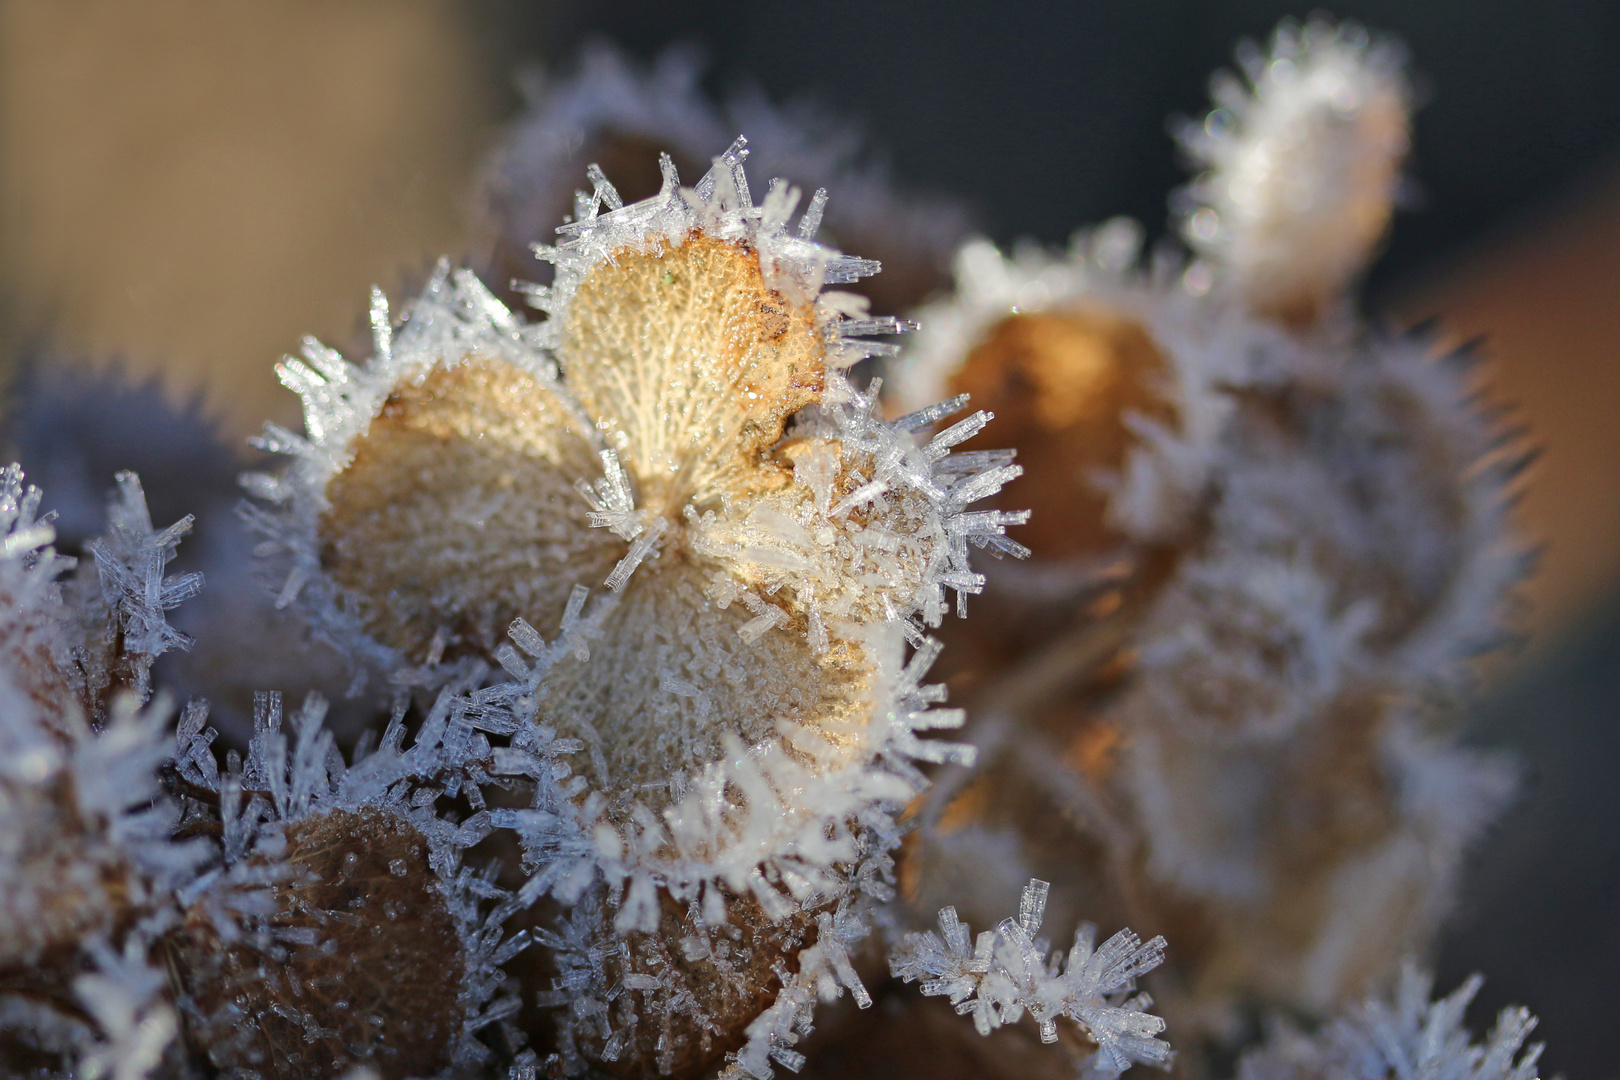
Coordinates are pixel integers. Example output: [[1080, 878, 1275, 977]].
[[885, 15, 1528, 1057], [246, 140, 1021, 1077], [478, 44, 971, 317], [1172, 17, 1411, 325]]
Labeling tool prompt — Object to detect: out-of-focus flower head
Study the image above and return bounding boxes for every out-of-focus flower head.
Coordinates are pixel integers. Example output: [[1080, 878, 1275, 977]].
[[884, 15, 1529, 1057], [1172, 16, 1412, 326]]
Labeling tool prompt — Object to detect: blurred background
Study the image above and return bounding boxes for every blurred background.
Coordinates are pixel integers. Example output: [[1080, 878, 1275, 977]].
[[2, 1, 1617, 1074]]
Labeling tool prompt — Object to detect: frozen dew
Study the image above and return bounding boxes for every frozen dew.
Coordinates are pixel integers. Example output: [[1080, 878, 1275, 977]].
[[890, 879, 1171, 1075]]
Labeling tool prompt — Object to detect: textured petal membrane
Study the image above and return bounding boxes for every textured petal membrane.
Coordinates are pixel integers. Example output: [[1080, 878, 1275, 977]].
[[542, 558, 876, 799], [558, 234, 824, 512], [320, 358, 620, 658]]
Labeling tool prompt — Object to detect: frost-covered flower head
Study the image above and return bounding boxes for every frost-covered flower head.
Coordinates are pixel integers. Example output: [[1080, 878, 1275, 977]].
[[479, 44, 971, 316], [1173, 17, 1411, 324], [884, 14, 1526, 1049], [247, 138, 1022, 1077], [0, 467, 211, 1075], [893, 222, 1259, 572], [163, 689, 526, 1079]]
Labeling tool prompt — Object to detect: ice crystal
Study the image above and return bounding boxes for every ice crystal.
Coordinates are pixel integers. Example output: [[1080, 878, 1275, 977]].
[[72, 938, 181, 1080], [891, 879, 1170, 1075], [1238, 967, 1542, 1080], [83, 472, 203, 705], [1173, 17, 1411, 324]]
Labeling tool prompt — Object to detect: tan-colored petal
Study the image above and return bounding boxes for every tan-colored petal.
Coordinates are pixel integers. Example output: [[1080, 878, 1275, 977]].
[[558, 234, 824, 512], [542, 558, 874, 808], [320, 358, 619, 658]]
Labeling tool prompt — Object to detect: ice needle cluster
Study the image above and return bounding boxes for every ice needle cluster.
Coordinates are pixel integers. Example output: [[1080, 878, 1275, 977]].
[[1238, 967, 1542, 1080], [891, 879, 1170, 1075]]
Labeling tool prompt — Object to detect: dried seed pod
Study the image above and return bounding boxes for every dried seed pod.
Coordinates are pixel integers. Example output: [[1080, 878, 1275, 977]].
[[247, 141, 1018, 1077], [944, 303, 1174, 563], [171, 808, 464, 1080], [532, 889, 822, 1079]]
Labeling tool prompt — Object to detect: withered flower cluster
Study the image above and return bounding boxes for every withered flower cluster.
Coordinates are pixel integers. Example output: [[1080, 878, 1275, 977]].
[[0, 16, 1551, 1080]]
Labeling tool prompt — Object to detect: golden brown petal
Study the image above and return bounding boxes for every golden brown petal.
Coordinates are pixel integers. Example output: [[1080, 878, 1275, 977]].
[[320, 359, 617, 659], [558, 235, 824, 512]]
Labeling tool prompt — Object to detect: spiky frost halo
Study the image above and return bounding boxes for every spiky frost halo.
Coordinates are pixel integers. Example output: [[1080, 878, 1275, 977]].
[[478, 45, 971, 316], [1172, 17, 1411, 325], [0, 467, 214, 1074]]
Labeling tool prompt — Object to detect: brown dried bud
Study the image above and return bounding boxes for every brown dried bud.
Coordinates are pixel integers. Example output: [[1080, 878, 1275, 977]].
[[169, 808, 464, 1080], [947, 307, 1175, 562]]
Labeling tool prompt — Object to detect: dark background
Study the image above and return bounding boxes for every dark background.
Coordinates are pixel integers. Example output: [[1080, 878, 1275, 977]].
[[490, 2, 1620, 1074]]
